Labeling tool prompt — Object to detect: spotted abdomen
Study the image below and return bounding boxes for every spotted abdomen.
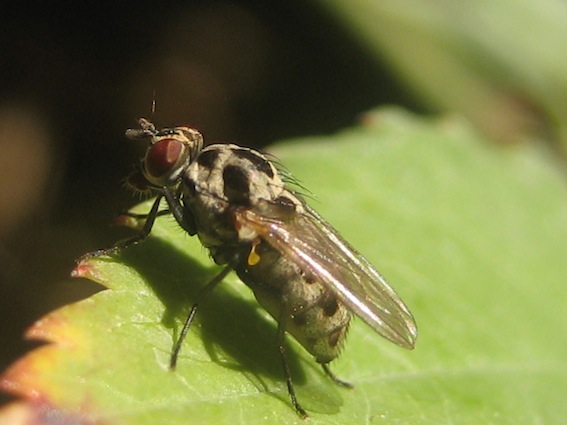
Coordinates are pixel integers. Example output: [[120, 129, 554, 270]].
[[235, 242, 350, 363]]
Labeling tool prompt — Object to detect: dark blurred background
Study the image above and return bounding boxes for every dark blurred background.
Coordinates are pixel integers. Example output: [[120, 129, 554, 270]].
[[0, 1, 418, 403]]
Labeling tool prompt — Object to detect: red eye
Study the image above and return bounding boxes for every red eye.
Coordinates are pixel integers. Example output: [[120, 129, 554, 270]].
[[145, 138, 184, 179]]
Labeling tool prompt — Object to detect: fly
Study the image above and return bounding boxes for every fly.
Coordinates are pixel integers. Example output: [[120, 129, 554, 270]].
[[80, 118, 418, 417]]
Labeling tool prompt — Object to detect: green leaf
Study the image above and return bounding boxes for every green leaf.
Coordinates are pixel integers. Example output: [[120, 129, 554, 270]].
[[2, 108, 566, 424]]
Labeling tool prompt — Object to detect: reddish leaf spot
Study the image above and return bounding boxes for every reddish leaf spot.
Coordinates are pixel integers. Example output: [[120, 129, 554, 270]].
[[114, 213, 144, 230], [71, 264, 92, 279], [0, 399, 104, 425]]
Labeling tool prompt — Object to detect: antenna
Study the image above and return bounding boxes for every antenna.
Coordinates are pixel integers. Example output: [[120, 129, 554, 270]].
[[151, 89, 157, 118]]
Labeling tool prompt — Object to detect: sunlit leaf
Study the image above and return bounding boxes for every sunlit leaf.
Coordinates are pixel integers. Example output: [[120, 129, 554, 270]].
[[1, 108, 566, 424]]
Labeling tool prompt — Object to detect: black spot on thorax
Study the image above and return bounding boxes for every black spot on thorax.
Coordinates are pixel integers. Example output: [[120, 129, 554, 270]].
[[233, 148, 274, 179], [197, 149, 220, 169], [223, 164, 251, 206], [275, 195, 296, 207]]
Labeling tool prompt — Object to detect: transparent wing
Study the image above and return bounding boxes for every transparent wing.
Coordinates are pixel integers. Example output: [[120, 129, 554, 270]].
[[236, 200, 417, 349]]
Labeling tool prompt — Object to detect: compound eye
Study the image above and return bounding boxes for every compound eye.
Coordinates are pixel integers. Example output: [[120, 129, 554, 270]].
[[144, 138, 187, 185]]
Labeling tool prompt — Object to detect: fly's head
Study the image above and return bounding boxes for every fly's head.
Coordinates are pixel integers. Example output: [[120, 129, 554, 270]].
[[125, 118, 204, 194]]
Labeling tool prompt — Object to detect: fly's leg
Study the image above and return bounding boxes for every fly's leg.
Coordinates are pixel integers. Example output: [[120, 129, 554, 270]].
[[77, 194, 164, 262], [124, 187, 197, 235], [119, 209, 171, 220], [277, 305, 308, 418], [321, 363, 353, 388], [169, 264, 233, 369], [163, 187, 197, 235]]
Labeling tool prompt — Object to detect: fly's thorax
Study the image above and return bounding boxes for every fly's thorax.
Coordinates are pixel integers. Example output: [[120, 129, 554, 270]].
[[181, 144, 285, 251], [236, 240, 351, 364], [184, 144, 284, 205]]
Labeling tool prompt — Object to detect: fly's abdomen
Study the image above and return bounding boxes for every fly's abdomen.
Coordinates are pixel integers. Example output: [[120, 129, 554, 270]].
[[235, 243, 350, 364], [285, 289, 350, 364]]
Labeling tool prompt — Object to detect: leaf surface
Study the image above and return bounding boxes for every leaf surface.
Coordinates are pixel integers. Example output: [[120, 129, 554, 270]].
[[1, 108, 566, 424]]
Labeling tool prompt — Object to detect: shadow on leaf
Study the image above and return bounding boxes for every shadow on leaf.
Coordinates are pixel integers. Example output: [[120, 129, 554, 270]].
[[113, 235, 344, 411]]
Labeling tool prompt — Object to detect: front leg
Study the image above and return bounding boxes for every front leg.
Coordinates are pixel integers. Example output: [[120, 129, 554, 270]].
[[163, 186, 197, 236], [119, 209, 171, 220], [77, 194, 164, 262]]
